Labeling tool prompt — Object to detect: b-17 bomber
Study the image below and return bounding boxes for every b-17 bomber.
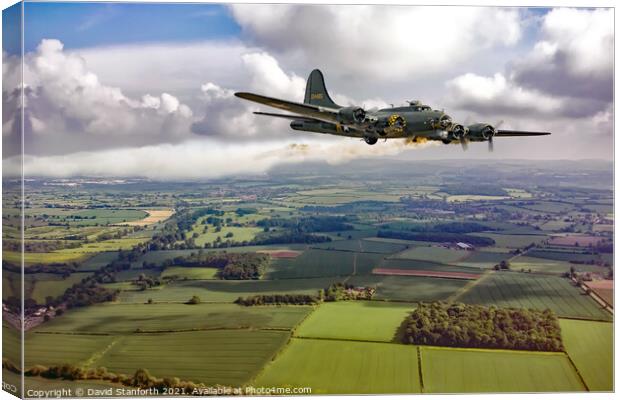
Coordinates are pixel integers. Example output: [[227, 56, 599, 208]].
[[235, 69, 551, 149]]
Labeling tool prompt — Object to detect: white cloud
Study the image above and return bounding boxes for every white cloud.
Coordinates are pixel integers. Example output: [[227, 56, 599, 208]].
[[230, 5, 523, 79], [3, 39, 195, 156], [7, 137, 436, 180], [445, 72, 564, 116], [511, 8, 612, 102]]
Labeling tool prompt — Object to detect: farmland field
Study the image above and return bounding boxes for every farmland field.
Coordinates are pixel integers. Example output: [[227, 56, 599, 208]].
[[93, 330, 289, 386], [117, 277, 340, 303], [268, 249, 384, 279], [560, 319, 613, 391], [420, 346, 585, 393], [294, 301, 413, 342], [255, 338, 421, 394], [160, 266, 219, 280], [35, 303, 312, 333], [348, 275, 469, 302], [469, 233, 547, 248], [393, 246, 469, 263], [24, 332, 117, 368], [459, 272, 611, 321]]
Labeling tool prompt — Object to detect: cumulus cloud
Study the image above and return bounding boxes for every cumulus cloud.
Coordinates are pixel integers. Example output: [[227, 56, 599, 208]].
[[230, 5, 523, 80], [511, 8, 613, 102], [445, 72, 605, 119], [3, 39, 194, 156], [191, 52, 304, 138]]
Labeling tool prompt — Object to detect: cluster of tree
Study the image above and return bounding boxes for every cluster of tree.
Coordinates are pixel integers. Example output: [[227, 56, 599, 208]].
[[235, 207, 258, 216], [2, 359, 218, 395], [4, 240, 81, 252], [323, 283, 375, 301], [402, 302, 564, 352], [165, 252, 270, 280], [493, 260, 511, 270], [377, 230, 495, 246], [3, 260, 77, 276], [251, 231, 332, 246], [385, 221, 493, 234], [256, 216, 353, 233], [442, 185, 508, 196], [300, 201, 391, 214], [132, 274, 165, 290], [235, 294, 319, 306]]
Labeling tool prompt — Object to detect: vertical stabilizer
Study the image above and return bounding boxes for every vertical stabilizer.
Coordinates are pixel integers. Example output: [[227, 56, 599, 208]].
[[304, 69, 341, 108]]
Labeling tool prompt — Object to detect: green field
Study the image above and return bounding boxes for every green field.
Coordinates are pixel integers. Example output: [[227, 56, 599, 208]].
[[510, 256, 604, 274], [470, 233, 547, 248], [268, 249, 384, 279], [459, 272, 611, 321], [117, 277, 339, 303], [312, 239, 408, 254], [66, 209, 148, 225], [255, 338, 421, 394], [92, 330, 289, 386], [348, 275, 468, 302], [379, 259, 483, 274], [24, 332, 117, 368], [456, 251, 511, 269], [560, 319, 613, 391], [36, 303, 311, 333], [393, 246, 468, 263], [160, 266, 219, 280], [420, 346, 585, 393], [295, 301, 413, 342]]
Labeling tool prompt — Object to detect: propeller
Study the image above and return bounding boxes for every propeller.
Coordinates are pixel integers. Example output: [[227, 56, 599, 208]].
[[460, 136, 469, 151], [488, 136, 494, 152]]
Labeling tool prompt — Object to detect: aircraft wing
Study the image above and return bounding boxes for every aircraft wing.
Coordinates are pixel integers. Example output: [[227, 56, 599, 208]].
[[235, 92, 340, 123], [495, 130, 551, 137], [253, 111, 321, 123]]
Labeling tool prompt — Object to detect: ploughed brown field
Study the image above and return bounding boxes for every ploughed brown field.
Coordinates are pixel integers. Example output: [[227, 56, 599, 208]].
[[257, 250, 303, 258], [548, 235, 604, 246], [372, 268, 481, 280], [584, 279, 614, 306]]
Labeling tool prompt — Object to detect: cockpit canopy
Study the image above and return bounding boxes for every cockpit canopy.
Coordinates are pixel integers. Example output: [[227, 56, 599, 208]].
[[407, 100, 431, 111]]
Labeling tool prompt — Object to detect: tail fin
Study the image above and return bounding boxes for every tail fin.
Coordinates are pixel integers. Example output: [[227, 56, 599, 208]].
[[304, 69, 341, 108]]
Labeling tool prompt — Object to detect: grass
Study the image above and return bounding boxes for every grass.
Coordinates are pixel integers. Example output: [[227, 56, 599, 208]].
[[559, 319, 613, 391], [92, 330, 289, 386], [65, 209, 148, 225], [117, 277, 339, 303], [294, 301, 413, 342], [160, 266, 219, 280], [348, 275, 468, 302], [379, 259, 483, 274], [458, 272, 611, 321], [255, 338, 421, 394], [420, 346, 585, 393], [510, 256, 605, 274], [35, 303, 312, 333]]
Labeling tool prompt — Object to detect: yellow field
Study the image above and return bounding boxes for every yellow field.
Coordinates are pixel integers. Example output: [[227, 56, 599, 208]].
[[115, 209, 174, 226]]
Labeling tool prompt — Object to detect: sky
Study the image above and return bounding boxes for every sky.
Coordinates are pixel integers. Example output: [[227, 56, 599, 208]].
[[1, 2, 614, 179]]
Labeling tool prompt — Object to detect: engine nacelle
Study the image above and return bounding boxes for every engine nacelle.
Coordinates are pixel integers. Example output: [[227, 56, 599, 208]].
[[337, 106, 366, 124], [467, 123, 495, 142], [449, 124, 467, 140]]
